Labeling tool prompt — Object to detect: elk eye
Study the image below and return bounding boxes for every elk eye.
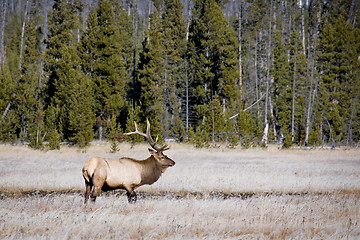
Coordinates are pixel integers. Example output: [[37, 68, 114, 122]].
[[161, 156, 165, 160]]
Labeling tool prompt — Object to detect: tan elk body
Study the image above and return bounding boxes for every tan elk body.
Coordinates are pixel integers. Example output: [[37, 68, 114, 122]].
[[82, 121, 175, 203]]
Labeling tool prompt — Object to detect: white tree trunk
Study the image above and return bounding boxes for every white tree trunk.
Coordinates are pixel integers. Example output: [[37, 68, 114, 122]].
[[291, 35, 298, 142], [0, 0, 8, 71], [262, 0, 272, 144], [19, 0, 29, 71], [237, 2, 243, 103]]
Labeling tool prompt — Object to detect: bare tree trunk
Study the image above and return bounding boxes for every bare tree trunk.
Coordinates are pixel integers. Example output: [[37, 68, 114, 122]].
[[185, 1, 191, 41], [2, 0, 29, 121], [304, 5, 321, 146], [255, 34, 260, 120], [1, 103, 11, 120], [347, 0, 359, 26], [325, 118, 335, 149], [99, 125, 103, 141], [19, 0, 29, 71], [269, 95, 276, 139], [162, 55, 168, 141], [147, 0, 152, 30], [185, 3, 191, 138], [185, 67, 189, 138], [0, 0, 8, 72], [291, 33, 298, 142], [262, 0, 272, 144], [132, 1, 137, 108], [304, 38, 318, 145], [347, 99, 355, 145], [300, 1, 306, 55], [211, 93, 215, 145], [237, 1, 243, 104], [304, 60, 313, 145]]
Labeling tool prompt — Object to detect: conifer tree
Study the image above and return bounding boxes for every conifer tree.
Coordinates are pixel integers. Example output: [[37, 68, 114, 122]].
[[138, 8, 164, 140], [236, 108, 252, 148], [272, 30, 291, 140], [188, 0, 239, 142], [66, 65, 95, 147], [125, 105, 142, 143], [318, 16, 352, 143], [289, 28, 306, 144], [45, 0, 95, 146], [79, 0, 127, 139], [0, 15, 22, 139], [162, 0, 187, 141], [0, 64, 16, 141], [15, 13, 41, 143]]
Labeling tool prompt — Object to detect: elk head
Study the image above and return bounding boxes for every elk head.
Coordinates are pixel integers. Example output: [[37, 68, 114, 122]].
[[124, 120, 175, 169]]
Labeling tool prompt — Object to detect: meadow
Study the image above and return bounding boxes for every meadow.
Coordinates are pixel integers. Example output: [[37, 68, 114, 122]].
[[0, 143, 359, 239]]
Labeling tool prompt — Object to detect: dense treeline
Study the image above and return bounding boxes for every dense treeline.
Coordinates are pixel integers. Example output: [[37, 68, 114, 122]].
[[0, 0, 359, 149]]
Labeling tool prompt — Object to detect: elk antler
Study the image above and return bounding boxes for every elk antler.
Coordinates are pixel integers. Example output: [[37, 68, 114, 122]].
[[124, 119, 169, 152]]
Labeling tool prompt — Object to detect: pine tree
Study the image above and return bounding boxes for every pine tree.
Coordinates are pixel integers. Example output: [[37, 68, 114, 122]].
[[109, 115, 120, 153], [113, 1, 133, 88], [15, 3, 45, 145], [95, 0, 126, 117], [44, 0, 95, 146], [67, 66, 95, 147], [272, 29, 291, 141], [318, 15, 353, 143], [0, 64, 16, 141], [289, 27, 306, 144], [79, 0, 127, 138], [0, 14, 22, 140], [138, 8, 164, 140], [346, 27, 360, 144], [204, 93, 226, 144], [124, 105, 142, 143], [44, 0, 79, 135], [45, 104, 60, 149], [162, 0, 187, 141], [236, 108, 252, 148], [188, 0, 239, 141]]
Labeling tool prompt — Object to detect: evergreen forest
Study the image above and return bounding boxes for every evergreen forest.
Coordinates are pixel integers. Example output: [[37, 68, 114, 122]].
[[0, 0, 359, 149]]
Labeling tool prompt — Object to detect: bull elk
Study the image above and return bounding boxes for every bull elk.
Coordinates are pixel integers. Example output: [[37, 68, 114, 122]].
[[82, 120, 175, 203]]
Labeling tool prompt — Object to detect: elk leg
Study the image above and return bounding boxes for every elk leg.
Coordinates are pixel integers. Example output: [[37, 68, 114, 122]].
[[84, 181, 92, 204], [90, 173, 106, 202], [90, 185, 103, 202], [125, 187, 137, 203]]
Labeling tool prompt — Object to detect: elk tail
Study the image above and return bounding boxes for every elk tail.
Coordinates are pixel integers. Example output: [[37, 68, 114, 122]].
[[82, 167, 90, 183]]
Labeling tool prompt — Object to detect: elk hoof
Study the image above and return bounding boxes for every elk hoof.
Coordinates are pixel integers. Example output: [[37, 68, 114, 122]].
[[127, 192, 137, 203]]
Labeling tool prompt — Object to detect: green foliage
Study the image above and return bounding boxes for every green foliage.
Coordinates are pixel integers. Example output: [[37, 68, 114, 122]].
[[282, 130, 292, 149], [187, 126, 195, 143], [272, 30, 291, 137], [124, 105, 142, 143], [138, 8, 164, 140], [193, 125, 210, 148], [308, 126, 322, 146], [188, 0, 239, 109], [0, 66, 15, 141], [162, 0, 187, 141], [79, 0, 127, 119], [170, 115, 186, 142], [48, 130, 60, 150], [28, 108, 45, 150], [109, 115, 120, 153], [236, 109, 252, 148], [66, 67, 95, 147]]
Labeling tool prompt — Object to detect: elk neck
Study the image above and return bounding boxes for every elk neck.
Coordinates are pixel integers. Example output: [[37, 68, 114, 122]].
[[139, 156, 163, 185]]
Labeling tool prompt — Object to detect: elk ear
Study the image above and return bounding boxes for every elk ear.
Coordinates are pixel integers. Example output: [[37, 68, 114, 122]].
[[148, 148, 156, 156]]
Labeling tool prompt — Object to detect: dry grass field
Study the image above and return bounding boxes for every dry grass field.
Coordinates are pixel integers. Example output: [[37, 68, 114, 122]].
[[0, 143, 359, 239]]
